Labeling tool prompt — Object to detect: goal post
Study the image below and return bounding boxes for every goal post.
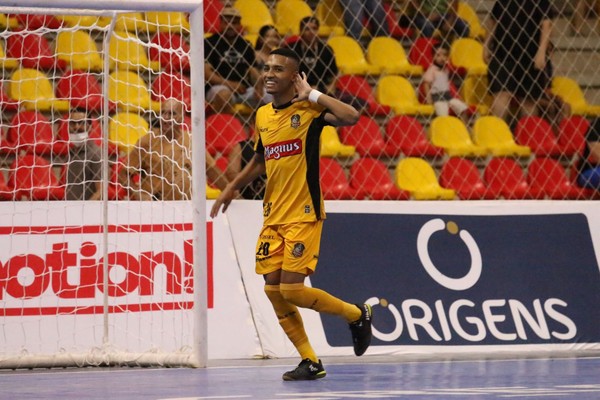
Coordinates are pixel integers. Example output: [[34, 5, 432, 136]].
[[0, 0, 207, 368]]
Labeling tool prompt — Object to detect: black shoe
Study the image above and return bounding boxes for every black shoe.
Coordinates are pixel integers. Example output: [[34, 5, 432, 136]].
[[282, 358, 326, 381], [349, 303, 372, 356]]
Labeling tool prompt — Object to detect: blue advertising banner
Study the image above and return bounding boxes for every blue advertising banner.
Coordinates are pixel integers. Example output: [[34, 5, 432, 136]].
[[313, 213, 600, 347]]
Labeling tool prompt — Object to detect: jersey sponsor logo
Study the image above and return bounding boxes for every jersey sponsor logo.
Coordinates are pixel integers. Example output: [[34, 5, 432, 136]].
[[291, 114, 301, 129], [264, 139, 302, 160], [292, 243, 305, 258]]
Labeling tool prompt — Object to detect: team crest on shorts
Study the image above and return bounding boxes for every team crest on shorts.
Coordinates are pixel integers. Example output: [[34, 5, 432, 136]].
[[292, 243, 305, 258], [290, 114, 301, 129]]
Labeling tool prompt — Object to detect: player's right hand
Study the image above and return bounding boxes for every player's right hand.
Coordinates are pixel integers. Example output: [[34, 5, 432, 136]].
[[209, 185, 236, 218]]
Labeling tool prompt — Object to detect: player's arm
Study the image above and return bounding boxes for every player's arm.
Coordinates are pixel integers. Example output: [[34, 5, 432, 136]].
[[293, 72, 360, 127], [210, 153, 266, 217], [535, 19, 552, 70]]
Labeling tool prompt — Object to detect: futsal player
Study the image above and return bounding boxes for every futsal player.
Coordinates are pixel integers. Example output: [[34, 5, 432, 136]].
[[210, 48, 372, 381]]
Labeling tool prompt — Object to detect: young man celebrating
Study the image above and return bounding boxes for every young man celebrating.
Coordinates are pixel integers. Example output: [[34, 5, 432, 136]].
[[211, 48, 372, 381]]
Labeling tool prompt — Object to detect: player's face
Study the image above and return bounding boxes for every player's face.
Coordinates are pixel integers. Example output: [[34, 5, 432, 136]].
[[263, 55, 298, 95]]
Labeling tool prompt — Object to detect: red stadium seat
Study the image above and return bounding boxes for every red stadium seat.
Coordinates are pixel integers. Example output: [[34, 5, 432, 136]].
[[557, 116, 589, 158], [339, 115, 390, 157], [527, 157, 590, 200], [0, 170, 12, 200], [440, 157, 497, 199], [408, 37, 439, 71], [13, 14, 63, 29], [7, 110, 68, 156], [204, 0, 224, 34], [484, 157, 543, 199], [384, 115, 444, 158], [0, 83, 19, 112], [151, 72, 191, 107], [55, 114, 119, 156], [205, 113, 246, 156], [336, 75, 391, 116], [349, 157, 410, 200], [149, 32, 190, 72], [9, 155, 65, 200], [56, 70, 116, 113], [383, 2, 413, 39], [6, 33, 67, 70], [514, 116, 562, 157], [320, 157, 363, 200]]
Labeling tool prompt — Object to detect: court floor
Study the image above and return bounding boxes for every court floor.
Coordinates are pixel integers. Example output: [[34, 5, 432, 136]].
[[1, 355, 600, 399]]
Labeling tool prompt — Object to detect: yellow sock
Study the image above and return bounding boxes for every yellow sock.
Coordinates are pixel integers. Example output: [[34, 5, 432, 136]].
[[264, 285, 318, 363], [280, 283, 361, 323]]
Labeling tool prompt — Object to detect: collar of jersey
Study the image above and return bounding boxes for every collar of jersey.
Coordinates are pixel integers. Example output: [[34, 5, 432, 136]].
[[272, 99, 294, 110]]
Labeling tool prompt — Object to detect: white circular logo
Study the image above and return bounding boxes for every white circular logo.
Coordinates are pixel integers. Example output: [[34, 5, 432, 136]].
[[417, 218, 482, 291]]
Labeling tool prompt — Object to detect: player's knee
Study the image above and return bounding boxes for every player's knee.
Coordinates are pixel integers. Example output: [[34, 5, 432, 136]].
[[279, 283, 304, 305]]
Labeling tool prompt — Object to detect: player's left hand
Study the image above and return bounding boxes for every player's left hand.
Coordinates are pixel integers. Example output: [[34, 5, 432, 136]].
[[292, 72, 312, 103]]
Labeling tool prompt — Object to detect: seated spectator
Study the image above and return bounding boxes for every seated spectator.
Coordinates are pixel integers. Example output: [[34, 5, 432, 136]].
[[65, 110, 104, 201], [255, 25, 283, 70], [338, 0, 389, 41], [421, 42, 469, 123], [537, 41, 571, 128], [226, 137, 266, 200], [411, 0, 469, 39], [287, 16, 339, 95], [578, 118, 600, 190], [204, 7, 265, 114]]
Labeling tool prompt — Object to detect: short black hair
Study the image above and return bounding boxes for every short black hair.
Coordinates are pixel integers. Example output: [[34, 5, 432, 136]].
[[269, 47, 301, 68], [433, 41, 450, 53], [299, 16, 320, 32]]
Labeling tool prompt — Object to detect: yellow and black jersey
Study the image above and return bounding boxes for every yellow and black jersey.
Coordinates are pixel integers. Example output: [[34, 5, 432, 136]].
[[255, 100, 328, 225]]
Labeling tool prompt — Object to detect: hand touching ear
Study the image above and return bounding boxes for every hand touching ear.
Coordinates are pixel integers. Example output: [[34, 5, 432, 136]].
[[292, 71, 312, 103]]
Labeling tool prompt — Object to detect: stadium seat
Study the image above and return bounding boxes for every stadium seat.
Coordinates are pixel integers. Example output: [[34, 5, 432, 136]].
[[336, 75, 391, 116], [14, 14, 63, 29], [56, 15, 105, 28], [145, 12, 190, 33], [205, 113, 246, 157], [484, 157, 543, 199], [204, 0, 224, 34], [234, 0, 275, 34], [206, 185, 222, 199], [0, 13, 19, 30], [55, 30, 104, 72], [56, 70, 115, 113], [315, 0, 346, 36], [113, 12, 149, 33], [457, 1, 486, 39], [461, 74, 492, 115], [527, 157, 590, 200], [408, 37, 439, 71], [320, 126, 356, 158], [6, 33, 67, 70], [327, 36, 382, 76], [395, 157, 455, 200], [108, 70, 162, 113], [472, 116, 531, 157], [151, 72, 191, 107], [440, 157, 496, 199], [9, 155, 65, 201], [320, 157, 363, 200], [109, 31, 161, 71], [349, 157, 410, 200], [0, 41, 18, 70], [339, 115, 390, 157], [149, 32, 190, 72], [552, 76, 600, 117], [109, 112, 151, 153], [366, 37, 423, 76], [384, 115, 445, 158], [376, 75, 434, 116], [55, 114, 119, 156], [450, 38, 487, 76], [430, 116, 488, 157], [514, 116, 563, 157], [7, 110, 68, 156], [557, 116, 589, 158], [275, 0, 312, 36], [8, 68, 70, 112], [0, 170, 12, 201]]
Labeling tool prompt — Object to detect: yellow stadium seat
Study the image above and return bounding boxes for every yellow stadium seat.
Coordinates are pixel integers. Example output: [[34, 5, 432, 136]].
[[145, 12, 190, 33], [367, 37, 423, 76], [0, 13, 19, 29], [552, 76, 600, 117], [461, 75, 492, 115], [234, 0, 275, 35], [472, 116, 532, 157], [109, 31, 161, 71], [430, 116, 488, 157], [395, 157, 455, 200], [56, 15, 106, 28], [315, 0, 346, 36], [275, 0, 312, 36], [0, 43, 18, 70], [108, 70, 162, 113], [376, 75, 434, 116], [457, 2, 486, 39], [206, 185, 221, 199], [450, 38, 487, 76], [56, 30, 104, 72], [8, 68, 70, 112], [113, 12, 151, 33], [327, 36, 382, 75], [109, 112, 150, 153], [320, 126, 356, 158]]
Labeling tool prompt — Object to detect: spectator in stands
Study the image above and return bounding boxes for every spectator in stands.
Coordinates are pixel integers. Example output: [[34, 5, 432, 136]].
[[226, 138, 266, 199], [255, 25, 283, 70], [411, 0, 469, 39], [65, 110, 103, 201], [484, 0, 555, 123], [537, 41, 571, 128], [570, 0, 599, 36], [578, 118, 600, 190], [421, 42, 469, 124], [338, 0, 389, 41], [120, 99, 228, 200], [204, 7, 265, 114], [287, 17, 339, 95]]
